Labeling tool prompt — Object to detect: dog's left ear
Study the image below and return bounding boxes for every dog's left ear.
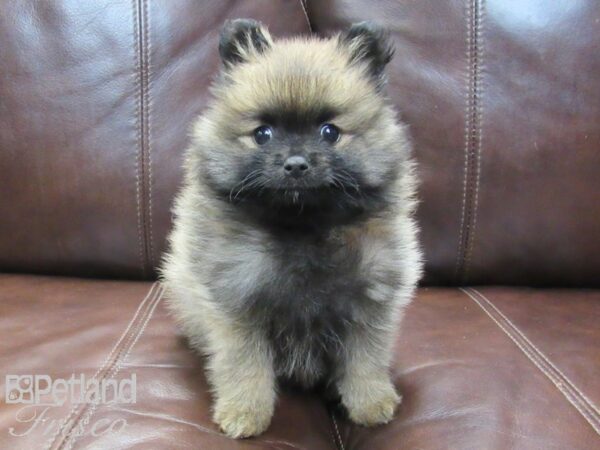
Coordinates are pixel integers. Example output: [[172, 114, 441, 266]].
[[339, 21, 394, 87], [219, 19, 272, 69]]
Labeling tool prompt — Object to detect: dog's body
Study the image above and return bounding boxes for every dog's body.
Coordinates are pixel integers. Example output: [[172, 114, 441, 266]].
[[161, 19, 423, 438]]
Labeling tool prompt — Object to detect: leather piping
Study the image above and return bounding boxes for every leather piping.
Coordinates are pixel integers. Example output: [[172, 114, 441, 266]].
[[330, 412, 346, 450], [299, 0, 313, 33], [456, 0, 485, 284], [132, 0, 145, 277], [132, 0, 154, 277], [62, 286, 164, 449], [461, 288, 600, 435], [43, 283, 164, 450]]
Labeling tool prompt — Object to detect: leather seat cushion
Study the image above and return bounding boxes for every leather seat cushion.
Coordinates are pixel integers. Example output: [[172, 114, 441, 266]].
[[1, 274, 598, 449]]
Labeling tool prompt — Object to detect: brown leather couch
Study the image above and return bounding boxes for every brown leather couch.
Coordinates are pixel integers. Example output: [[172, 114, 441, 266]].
[[1, 1, 598, 449]]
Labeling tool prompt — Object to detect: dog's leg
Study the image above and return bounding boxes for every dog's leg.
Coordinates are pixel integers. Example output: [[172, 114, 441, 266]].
[[203, 313, 276, 438], [337, 309, 401, 427]]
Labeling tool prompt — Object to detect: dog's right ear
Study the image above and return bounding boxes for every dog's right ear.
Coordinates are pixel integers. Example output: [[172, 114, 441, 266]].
[[339, 21, 394, 89], [219, 19, 272, 68]]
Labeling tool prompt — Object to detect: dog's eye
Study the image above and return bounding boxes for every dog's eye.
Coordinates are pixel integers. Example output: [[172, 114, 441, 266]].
[[320, 124, 340, 143], [253, 125, 273, 145]]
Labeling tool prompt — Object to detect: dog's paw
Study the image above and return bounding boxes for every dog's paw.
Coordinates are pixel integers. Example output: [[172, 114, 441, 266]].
[[213, 400, 273, 438], [343, 382, 401, 427]]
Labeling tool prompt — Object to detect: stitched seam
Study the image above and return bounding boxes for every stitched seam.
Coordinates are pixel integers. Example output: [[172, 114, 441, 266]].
[[53, 286, 162, 449], [45, 283, 158, 450], [465, 288, 600, 433], [299, 0, 313, 32], [56, 286, 164, 449], [461, 288, 600, 435], [330, 411, 345, 450], [455, 0, 484, 284], [62, 287, 164, 449], [45, 283, 158, 449], [132, 0, 146, 278], [455, 0, 472, 282], [463, 1, 484, 280], [143, 0, 155, 270], [469, 288, 600, 417], [463, 288, 600, 434], [44, 283, 159, 450], [133, 0, 152, 276]]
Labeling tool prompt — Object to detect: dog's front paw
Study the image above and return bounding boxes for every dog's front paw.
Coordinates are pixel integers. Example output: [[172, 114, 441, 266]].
[[214, 398, 274, 438], [342, 380, 401, 427]]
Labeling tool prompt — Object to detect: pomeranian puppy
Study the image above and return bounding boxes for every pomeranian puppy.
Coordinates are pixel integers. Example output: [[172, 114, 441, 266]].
[[161, 19, 423, 438]]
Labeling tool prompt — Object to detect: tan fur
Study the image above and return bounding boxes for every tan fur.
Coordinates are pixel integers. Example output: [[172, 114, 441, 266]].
[[204, 36, 389, 145], [161, 20, 423, 438]]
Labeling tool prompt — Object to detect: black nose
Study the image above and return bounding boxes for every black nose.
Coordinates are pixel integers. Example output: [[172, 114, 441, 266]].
[[283, 155, 309, 178]]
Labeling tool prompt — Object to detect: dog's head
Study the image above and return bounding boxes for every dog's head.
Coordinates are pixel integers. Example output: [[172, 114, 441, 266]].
[[191, 19, 410, 226]]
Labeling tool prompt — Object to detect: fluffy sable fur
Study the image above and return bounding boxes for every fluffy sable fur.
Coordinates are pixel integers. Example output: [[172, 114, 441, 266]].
[[161, 19, 423, 438]]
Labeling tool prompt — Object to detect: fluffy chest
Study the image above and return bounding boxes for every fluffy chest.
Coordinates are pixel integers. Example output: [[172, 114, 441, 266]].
[[246, 237, 374, 383], [251, 234, 367, 314], [206, 226, 397, 385]]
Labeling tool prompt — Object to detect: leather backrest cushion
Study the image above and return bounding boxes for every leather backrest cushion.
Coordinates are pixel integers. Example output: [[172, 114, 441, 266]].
[[0, 0, 310, 279], [1, 0, 599, 285], [308, 0, 600, 287]]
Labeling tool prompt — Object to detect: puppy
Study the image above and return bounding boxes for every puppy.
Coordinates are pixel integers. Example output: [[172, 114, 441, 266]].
[[160, 19, 423, 438]]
